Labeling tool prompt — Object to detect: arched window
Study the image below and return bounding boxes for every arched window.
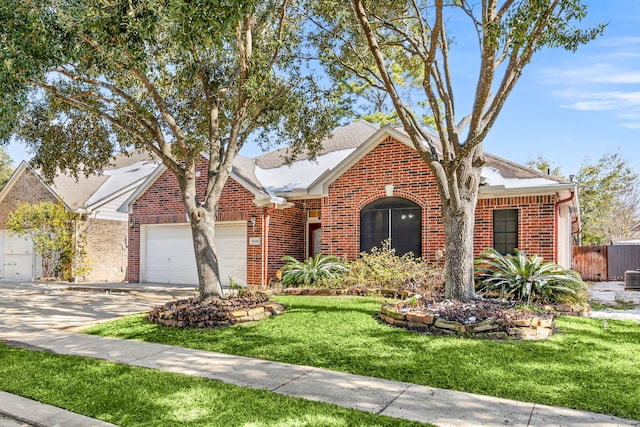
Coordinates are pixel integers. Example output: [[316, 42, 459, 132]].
[[360, 197, 421, 257]]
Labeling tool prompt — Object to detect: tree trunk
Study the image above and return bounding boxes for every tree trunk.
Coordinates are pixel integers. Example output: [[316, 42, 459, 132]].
[[440, 155, 482, 302], [443, 200, 477, 302], [189, 207, 224, 300]]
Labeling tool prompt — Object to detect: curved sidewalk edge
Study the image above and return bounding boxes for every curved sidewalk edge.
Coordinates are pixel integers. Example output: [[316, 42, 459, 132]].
[[0, 392, 117, 427], [1, 329, 639, 427]]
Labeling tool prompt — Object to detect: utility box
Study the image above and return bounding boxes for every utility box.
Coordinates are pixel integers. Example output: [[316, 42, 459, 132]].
[[624, 270, 640, 291]]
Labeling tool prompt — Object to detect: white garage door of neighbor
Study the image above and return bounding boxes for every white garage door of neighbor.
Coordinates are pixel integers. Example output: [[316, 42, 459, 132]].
[[144, 223, 247, 286], [0, 230, 37, 280]]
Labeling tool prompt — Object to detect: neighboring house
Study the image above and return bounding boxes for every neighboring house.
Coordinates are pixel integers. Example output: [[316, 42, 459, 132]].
[[0, 152, 158, 281], [122, 122, 580, 287]]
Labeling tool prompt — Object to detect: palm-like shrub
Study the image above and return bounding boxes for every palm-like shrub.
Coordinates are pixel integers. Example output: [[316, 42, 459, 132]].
[[280, 254, 349, 287], [474, 248, 587, 305]]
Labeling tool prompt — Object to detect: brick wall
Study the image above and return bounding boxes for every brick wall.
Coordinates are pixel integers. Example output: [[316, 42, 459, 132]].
[[128, 164, 264, 285], [0, 169, 57, 227], [81, 219, 128, 282], [475, 195, 556, 261], [264, 201, 306, 282], [323, 136, 443, 261], [322, 136, 559, 263]]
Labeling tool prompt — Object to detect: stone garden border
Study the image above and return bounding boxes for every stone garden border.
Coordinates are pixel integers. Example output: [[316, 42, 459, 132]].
[[378, 304, 555, 340], [149, 301, 284, 328]]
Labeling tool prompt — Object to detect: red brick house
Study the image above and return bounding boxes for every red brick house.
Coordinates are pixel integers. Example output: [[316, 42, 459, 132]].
[[0, 152, 157, 281], [122, 122, 580, 286]]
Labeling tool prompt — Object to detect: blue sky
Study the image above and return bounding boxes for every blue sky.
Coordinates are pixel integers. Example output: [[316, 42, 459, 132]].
[[7, 2, 639, 176], [476, 0, 640, 175]]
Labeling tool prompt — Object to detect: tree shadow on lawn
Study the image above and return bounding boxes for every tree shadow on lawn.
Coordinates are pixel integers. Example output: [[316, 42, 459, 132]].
[[87, 297, 640, 420], [0, 344, 421, 427], [361, 316, 640, 419]]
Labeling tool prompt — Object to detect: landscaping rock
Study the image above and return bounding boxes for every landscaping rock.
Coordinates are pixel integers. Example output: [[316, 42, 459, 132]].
[[378, 298, 556, 340], [468, 319, 500, 333], [406, 312, 435, 324], [435, 318, 466, 333], [148, 294, 284, 328]]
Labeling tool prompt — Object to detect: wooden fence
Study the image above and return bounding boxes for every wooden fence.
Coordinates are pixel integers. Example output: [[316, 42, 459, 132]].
[[572, 244, 640, 281]]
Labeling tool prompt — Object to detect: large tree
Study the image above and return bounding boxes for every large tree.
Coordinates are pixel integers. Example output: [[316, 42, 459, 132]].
[[309, 0, 604, 301], [527, 152, 640, 245], [0, 147, 13, 189], [574, 153, 639, 245], [0, 0, 336, 299]]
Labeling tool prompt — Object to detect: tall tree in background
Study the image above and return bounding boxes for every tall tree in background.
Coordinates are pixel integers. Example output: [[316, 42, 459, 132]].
[[527, 152, 640, 245], [310, 1, 604, 301], [0, 147, 13, 189], [576, 153, 639, 245], [525, 155, 564, 180], [0, 0, 336, 299]]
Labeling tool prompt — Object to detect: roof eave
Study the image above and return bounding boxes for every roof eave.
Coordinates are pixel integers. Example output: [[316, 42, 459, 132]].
[[117, 163, 167, 213], [479, 183, 577, 197], [0, 161, 71, 211]]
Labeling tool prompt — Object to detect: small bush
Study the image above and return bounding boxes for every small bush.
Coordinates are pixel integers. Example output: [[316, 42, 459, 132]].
[[331, 243, 445, 295], [280, 254, 349, 288], [474, 248, 588, 305]]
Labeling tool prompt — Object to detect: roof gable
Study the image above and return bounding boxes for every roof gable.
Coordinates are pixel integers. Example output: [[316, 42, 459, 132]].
[[119, 157, 273, 213], [0, 162, 63, 207], [51, 151, 157, 211]]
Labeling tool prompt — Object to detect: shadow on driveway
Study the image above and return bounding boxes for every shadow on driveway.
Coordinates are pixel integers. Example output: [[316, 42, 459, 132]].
[[0, 280, 195, 332]]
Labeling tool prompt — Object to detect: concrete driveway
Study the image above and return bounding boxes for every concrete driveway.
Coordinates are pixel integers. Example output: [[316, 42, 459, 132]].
[[588, 281, 640, 322], [0, 280, 196, 332]]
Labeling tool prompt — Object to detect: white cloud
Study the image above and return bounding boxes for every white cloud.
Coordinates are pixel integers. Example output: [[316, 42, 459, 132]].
[[562, 91, 640, 111], [617, 112, 640, 129], [543, 63, 640, 85]]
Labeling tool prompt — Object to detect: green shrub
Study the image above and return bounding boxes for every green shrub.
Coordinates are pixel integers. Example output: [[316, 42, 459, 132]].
[[474, 248, 588, 305], [279, 254, 349, 287], [332, 243, 445, 295]]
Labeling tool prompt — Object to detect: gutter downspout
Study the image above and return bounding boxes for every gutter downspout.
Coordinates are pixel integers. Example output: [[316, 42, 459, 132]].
[[554, 191, 575, 264], [261, 204, 278, 287]]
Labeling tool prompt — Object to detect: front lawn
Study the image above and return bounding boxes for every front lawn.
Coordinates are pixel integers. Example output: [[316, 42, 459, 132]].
[[0, 343, 426, 427], [86, 295, 640, 420]]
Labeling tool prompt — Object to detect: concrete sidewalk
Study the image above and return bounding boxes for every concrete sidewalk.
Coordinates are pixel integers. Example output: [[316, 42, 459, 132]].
[[0, 392, 117, 427], [1, 330, 637, 427]]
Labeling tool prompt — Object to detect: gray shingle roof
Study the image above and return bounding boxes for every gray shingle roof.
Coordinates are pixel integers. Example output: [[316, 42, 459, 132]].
[[238, 122, 572, 196], [50, 150, 156, 209], [254, 121, 379, 169]]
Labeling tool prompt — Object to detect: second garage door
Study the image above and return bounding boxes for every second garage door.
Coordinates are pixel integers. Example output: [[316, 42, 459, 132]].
[[143, 222, 247, 286]]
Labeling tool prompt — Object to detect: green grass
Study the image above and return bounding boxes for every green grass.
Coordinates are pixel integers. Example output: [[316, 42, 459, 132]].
[[589, 299, 638, 310], [0, 343, 427, 427], [85, 295, 640, 420]]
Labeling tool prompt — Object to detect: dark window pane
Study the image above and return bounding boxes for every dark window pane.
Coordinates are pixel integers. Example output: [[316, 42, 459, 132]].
[[493, 209, 518, 255], [360, 209, 389, 253], [360, 197, 421, 256], [391, 207, 421, 256]]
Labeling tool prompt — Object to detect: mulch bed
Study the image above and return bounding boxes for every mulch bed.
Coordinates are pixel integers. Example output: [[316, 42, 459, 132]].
[[399, 294, 551, 324], [148, 293, 284, 328]]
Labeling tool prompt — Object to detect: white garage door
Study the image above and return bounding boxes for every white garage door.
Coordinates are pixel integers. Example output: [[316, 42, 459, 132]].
[[143, 222, 247, 286], [0, 230, 38, 280]]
